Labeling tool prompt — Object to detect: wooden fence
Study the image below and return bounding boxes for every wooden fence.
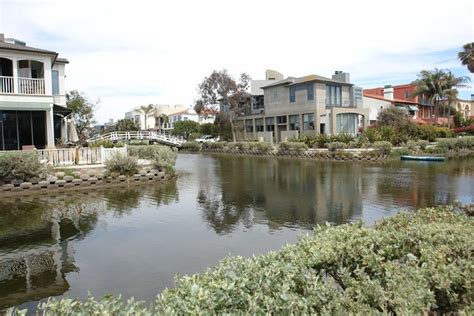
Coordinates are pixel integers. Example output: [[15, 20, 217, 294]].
[[34, 146, 127, 166]]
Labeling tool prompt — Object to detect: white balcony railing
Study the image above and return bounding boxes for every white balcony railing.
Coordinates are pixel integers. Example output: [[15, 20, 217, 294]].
[[0, 76, 14, 94], [18, 77, 45, 95]]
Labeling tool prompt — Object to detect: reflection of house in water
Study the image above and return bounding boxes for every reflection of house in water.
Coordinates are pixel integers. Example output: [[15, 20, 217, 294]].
[[198, 156, 363, 233], [0, 207, 96, 309]]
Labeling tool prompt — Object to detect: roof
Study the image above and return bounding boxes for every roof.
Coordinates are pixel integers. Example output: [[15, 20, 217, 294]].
[[169, 109, 198, 116], [363, 93, 419, 105], [261, 74, 352, 89], [0, 40, 58, 56], [56, 57, 69, 64]]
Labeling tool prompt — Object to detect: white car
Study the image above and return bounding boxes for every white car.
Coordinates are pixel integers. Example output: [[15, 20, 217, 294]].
[[195, 135, 217, 143]]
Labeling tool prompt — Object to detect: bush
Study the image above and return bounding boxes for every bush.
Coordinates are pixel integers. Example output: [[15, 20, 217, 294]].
[[417, 140, 429, 150], [202, 142, 228, 150], [327, 141, 347, 152], [181, 142, 201, 152], [104, 153, 138, 176], [249, 142, 272, 153], [417, 125, 453, 142], [373, 141, 392, 155], [31, 206, 473, 314], [453, 125, 474, 135], [346, 141, 360, 149], [437, 137, 474, 151], [406, 140, 419, 150], [330, 133, 354, 144], [0, 151, 44, 181], [150, 147, 177, 173], [390, 147, 412, 157], [278, 142, 308, 153], [128, 145, 175, 159]]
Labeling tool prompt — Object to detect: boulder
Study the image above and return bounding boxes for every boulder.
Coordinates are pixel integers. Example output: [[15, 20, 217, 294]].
[[56, 180, 67, 187], [133, 174, 141, 181], [11, 179, 23, 186], [46, 176, 58, 184], [118, 175, 127, 182], [55, 171, 65, 178], [29, 177, 41, 185], [80, 174, 90, 181], [19, 182, 32, 189], [38, 181, 50, 188], [96, 172, 104, 180], [88, 177, 98, 184], [139, 170, 148, 176], [72, 171, 81, 178], [72, 179, 82, 186], [64, 176, 74, 182], [2, 184, 14, 191]]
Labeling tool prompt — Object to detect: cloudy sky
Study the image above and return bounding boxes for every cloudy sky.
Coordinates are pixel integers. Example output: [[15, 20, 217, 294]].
[[1, 0, 473, 123]]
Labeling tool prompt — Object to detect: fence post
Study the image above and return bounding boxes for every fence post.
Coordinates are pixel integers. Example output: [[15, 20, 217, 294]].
[[100, 145, 105, 164]]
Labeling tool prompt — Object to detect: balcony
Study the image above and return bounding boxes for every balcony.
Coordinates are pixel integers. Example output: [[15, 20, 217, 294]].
[[0, 75, 46, 95]]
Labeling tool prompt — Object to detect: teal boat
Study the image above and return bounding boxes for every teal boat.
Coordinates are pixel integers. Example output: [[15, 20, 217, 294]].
[[400, 155, 445, 162]]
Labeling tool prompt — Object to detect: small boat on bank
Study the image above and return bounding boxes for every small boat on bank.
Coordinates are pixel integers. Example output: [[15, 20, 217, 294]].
[[400, 155, 446, 162]]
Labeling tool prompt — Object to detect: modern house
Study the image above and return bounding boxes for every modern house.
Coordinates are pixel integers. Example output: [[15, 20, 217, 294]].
[[235, 70, 368, 142], [166, 108, 216, 130], [0, 34, 70, 150]]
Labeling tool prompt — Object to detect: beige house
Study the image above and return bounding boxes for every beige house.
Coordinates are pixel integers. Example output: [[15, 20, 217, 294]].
[[455, 97, 472, 120], [235, 70, 368, 142]]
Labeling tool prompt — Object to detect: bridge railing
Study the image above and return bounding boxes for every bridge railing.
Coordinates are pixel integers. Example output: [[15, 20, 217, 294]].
[[89, 130, 185, 146]]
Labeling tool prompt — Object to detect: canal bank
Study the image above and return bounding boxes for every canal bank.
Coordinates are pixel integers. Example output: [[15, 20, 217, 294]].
[[0, 154, 473, 311]]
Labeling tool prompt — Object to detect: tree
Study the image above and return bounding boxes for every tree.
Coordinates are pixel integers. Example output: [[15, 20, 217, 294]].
[[200, 123, 219, 137], [377, 107, 411, 128], [173, 120, 200, 140], [139, 104, 155, 130], [113, 119, 140, 132], [412, 69, 470, 124], [66, 90, 98, 143], [196, 70, 251, 142], [458, 42, 474, 73]]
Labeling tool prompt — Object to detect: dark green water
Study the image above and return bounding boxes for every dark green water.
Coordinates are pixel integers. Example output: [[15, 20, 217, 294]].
[[0, 154, 473, 310]]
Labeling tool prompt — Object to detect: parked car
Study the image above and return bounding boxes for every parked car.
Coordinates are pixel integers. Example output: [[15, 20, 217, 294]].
[[195, 135, 216, 143]]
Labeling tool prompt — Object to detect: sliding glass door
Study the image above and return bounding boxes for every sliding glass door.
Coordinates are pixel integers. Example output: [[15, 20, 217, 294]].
[[0, 110, 46, 150]]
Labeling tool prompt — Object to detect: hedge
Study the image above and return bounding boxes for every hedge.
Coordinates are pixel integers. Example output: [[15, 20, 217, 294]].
[[0, 151, 44, 181], [20, 206, 473, 315]]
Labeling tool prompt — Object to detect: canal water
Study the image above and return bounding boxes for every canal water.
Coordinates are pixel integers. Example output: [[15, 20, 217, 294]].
[[0, 154, 473, 310]]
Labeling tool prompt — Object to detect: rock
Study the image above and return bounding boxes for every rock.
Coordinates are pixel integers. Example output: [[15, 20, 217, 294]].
[[31, 185, 41, 190], [72, 179, 82, 186], [96, 172, 104, 180], [19, 182, 32, 189], [12, 187, 23, 192], [88, 170, 96, 177], [47, 184, 58, 189], [88, 177, 98, 184], [55, 171, 65, 178], [80, 174, 90, 181], [150, 169, 159, 176], [38, 181, 50, 188], [139, 170, 147, 176], [64, 176, 74, 182], [56, 180, 67, 187], [158, 172, 165, 179], [47, 176, 58, 184], [64, 183, 74, 188], [118, 175, 127, 182], [11, 179, 23, 186], [72, 171, 81, 178], [80, 181, 90, 186], [29, 177, 40, 185], [2, 184, 14, 191], [133, 174, 141, 181]]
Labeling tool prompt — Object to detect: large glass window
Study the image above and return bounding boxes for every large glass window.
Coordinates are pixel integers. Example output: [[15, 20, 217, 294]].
[[0, 110, 47, 150], [289, 115, 300, 130], [265, 117, 274, 132], [245, 119, 254, 133], [289, 83, 314, 103], [336, 113, 358, 134], [303, 113, 314, 131], [289, 86, 296, 103], [52, 70, 59, 95], [326, 85, 342, 106], [271, 89, 278, 102], [255, 119, 264, 132], [276, 115, 287, 124]]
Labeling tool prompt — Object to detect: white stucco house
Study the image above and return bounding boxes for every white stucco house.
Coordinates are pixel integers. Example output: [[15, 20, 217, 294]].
[[124, 104, 188, 130], [0, 34, 71, 150]]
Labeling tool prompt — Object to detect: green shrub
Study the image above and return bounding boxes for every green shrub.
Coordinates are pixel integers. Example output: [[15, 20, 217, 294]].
[[235, 142, 250, 150], [417, 140, 429, 150], [417, 125, 454, 142], [278, 142, 308, 153], [373, 141, 392, 155], [406, 140, 419, 150], [0, 151, 44, 181], [89, 139, 115, 148], [104, 153, 138, 176], [330, 133, 354, 144], [181, 142, 201, 152], [327, 141, 347, 152], [128, 145, 175, 159], [347, 141, 360, 148], [150, 146, 177, 172], [437, 137, 474, 151], [31, 206, 473, 314], [202, 142, 228, 150], [390, 147, 412, 157], [249, 142, 272, 153]]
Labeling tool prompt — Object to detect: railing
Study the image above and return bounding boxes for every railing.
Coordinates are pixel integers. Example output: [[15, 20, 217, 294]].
[[0, 75, 14, 94], [89, 130, 186, 147], [18, 77, 45, 95], [36, 146, 128, 166]]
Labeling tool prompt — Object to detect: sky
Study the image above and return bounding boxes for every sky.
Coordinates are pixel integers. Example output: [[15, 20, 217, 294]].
[[1, 0, 473, 123]]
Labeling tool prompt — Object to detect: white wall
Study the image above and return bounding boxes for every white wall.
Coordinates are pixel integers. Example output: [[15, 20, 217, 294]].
[[362, 96, 392, 123]]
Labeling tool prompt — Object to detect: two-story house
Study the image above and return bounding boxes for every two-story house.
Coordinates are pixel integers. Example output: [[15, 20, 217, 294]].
[[0, 34, 70, 150], [235, 70, 368, 142]]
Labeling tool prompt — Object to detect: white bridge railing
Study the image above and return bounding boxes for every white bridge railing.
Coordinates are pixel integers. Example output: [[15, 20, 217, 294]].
[[36, 146, 127, 166], [89, 130, 185, 147]]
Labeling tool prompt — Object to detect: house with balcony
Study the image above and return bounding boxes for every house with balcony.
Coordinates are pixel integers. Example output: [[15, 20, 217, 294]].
[[235, 70, 368, 142], [0, 34, 70, 150]]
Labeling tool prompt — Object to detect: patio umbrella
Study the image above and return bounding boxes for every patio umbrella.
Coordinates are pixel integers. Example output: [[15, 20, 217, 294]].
[[68, 121, 79, 142]]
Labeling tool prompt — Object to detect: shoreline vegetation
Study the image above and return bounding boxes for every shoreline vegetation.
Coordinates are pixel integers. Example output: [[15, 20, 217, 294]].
[[180, 136, 474, 161], [8, 205, 473, 314]]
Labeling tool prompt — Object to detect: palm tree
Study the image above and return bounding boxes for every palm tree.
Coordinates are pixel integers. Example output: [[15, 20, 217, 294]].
[[458, 42, 474, 73], [139, 104, 155, 130], [412, 69, 470, 124]]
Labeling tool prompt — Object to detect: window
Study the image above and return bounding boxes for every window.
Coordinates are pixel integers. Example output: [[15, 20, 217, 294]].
[[303, 113, 314, 131], [277, 115, 287, 124], [289, 83, 314, 103], [404, 91, 410, 99], [326, 85, 342, 106], [289, 115, 300, 130], [255, 118, 264, 132], [52, 70, 59, 95], [265, 117, 274, 132], [272, 89, 278, 102], [336, 113, 358, 134], [245, 119, 254, 133], [252, 95, 264, 110]]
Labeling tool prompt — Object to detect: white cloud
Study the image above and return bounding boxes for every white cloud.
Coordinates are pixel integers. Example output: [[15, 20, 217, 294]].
[[1, 0, 472, 122]]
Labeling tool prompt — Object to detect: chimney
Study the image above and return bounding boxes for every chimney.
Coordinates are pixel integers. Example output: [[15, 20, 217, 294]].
[[0, 33, 4, 42], [332, 71, 350, 83], [383, 85, 394, 100]]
